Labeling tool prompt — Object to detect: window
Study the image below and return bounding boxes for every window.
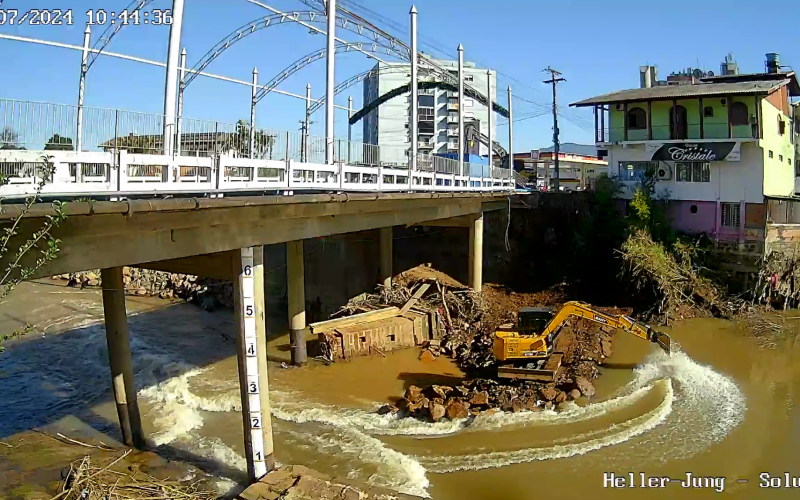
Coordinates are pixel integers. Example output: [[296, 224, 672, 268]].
[[617, 161, 658, 182], [626, 107, 647, 130], [780, 154, 784, 162], [796, 159, 800, 176], [465, 75, 474, 82], [676, 162, 710, 182], [730, 101, 749, 126], [704, 106, 714, 117], [419, 95, 435, 107], [769, 150, 774, 159], [778, 117, 786, 135], [721, 202, 741, 228]]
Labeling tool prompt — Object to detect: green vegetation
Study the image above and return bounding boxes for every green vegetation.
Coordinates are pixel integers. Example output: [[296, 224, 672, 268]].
[[0, 155, 67, 353]]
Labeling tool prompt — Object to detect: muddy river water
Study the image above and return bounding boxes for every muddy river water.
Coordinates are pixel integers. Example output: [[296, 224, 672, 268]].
[[2, 281, 800, 499]]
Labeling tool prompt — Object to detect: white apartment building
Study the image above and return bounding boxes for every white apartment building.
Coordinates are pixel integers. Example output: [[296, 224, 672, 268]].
[[362, 57, 497, 157]]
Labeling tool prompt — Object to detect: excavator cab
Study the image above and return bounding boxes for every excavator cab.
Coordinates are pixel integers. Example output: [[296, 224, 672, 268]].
[[518, 307, 554, 335]]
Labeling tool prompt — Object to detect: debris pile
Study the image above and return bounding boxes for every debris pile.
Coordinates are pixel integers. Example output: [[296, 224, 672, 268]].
[[335, 265, 619, 418], [621, 229, 789, 342], [54, 268, 234, 310], [54, 450, 216, 500]]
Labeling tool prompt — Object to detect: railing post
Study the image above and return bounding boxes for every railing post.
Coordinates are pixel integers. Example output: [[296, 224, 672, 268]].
[[486, 68, 493, 191], [284, 131, 290, 161], [457, 44, 465, 179], [410, 5, 418, 174], [347, 96, 353, 164], [162, 0, 185, 157]]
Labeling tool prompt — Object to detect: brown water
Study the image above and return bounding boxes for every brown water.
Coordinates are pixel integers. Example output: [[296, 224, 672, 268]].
[[2, 281, 800, 498]]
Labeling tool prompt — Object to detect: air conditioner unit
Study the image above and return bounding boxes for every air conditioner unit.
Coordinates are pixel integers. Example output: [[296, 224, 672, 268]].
[[657, 164, 672, 180]]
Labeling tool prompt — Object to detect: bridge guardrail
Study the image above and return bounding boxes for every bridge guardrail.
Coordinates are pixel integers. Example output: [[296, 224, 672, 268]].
[[0, 98, 514, 197]]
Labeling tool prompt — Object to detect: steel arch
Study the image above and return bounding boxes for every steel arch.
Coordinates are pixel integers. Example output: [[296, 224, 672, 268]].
[[87, 0, 156, 70], [307, 65, 411, 116], [296, 1, 511, 121], [184, 11, 410, 88], [254, 42, 405, 104]]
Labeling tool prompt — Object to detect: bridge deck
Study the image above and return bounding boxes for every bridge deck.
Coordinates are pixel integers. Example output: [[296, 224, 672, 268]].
[[2, 192, 509, 280]]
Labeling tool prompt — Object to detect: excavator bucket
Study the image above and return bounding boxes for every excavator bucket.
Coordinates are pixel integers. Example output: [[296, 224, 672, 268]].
[[653, 331, 672, 354]]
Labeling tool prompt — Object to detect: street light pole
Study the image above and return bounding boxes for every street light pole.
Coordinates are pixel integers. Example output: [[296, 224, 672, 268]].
[[76, 24, 91, 156], [486, 68, 493, 186], [347, 96, 353, 164], [508, 86, 514, 174], [324, 0, 337, 164], [163, 0, 185, 156], [457, 44, 464, 177], [410, 5, 418, 173], [176, 48, 186, 157], [304, 83, 311, 162]]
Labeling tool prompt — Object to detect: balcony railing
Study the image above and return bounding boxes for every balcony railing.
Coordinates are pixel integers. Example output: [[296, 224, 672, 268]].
[[608, 124, 757, 143]]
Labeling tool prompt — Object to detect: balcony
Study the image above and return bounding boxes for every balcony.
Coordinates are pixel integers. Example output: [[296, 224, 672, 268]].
[[418, 140, 434, 149], [447, 91, 458, 98], [447, 115, 459, 124], [446, 128, 458, 137], [447, 102, 459, 111], [600, 97, 761, 144]]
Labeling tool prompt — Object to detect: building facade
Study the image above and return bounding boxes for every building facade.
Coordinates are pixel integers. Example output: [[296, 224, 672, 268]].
[[513, 151, 608, 191], [362, 57, 497, 158], [572, 54, 800, 258]]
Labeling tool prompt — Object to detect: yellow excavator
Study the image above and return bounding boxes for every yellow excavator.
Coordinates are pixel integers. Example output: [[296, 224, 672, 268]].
[[493, 301, 672, 381]]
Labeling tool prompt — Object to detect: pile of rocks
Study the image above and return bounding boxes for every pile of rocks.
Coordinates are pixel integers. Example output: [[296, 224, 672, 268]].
[[378, 376, 596, 422], [238, 464, 421, 500], [55, 268, 234, 310]]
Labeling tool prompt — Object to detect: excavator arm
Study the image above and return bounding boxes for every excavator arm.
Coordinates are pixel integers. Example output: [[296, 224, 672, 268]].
[[539, 302, 672, 354], [494, 301, 671, 363]]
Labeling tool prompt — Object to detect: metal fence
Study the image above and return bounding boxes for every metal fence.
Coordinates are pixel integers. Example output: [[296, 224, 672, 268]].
[[0, 97, 514, 195]]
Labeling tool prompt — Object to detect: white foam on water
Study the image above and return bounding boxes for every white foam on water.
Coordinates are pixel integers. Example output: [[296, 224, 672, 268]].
[[285, 427, 431, 498], [420, 378, 674, 473], [618, 348, 746, 458]]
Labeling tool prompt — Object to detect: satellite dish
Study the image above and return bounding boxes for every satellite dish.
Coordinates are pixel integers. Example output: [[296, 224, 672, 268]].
[[693, 68, 703, 78], [707, 70, 715, 77]]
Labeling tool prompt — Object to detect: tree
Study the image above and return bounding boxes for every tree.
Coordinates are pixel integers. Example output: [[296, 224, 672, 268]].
[[44, 134, 74, 151], [0, 127, 24, 150], [223, 119, 276, 159], [0, 155, 67, 353]]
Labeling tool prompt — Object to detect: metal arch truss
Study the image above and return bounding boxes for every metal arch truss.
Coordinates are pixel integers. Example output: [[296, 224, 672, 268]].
[[87, 0, 155, 70], [254, 42, 405, 104], [184, 11, 411, 88], [298, 0, 509, 124], [308, 65, 410, 116]]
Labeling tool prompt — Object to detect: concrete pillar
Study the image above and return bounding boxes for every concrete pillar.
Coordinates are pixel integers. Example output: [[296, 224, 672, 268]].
[[468, 213, 484, 291], [100, 267, 145, 449], [287, 240, 307, 365], [233, 247, 275, 482], [379, 227, 393, 288]]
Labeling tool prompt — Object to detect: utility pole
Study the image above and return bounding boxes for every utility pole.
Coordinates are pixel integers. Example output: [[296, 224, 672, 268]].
[[543, 66, 565, 191], [304, 83, 311, 162]]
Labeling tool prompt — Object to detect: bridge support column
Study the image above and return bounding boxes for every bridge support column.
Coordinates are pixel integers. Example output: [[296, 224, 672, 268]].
[[379, 227, 393, 288], [100, 267, 145, 449], [468, 212, 484, 292], [287, 240, 307, 366], [233, 247, 275, 482]]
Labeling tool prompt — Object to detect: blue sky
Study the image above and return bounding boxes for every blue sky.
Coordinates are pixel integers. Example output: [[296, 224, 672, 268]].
[[2, 0, 798, 151]]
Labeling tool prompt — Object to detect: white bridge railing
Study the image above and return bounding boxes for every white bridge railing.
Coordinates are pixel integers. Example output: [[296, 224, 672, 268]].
[[0, 98, 513, 198]]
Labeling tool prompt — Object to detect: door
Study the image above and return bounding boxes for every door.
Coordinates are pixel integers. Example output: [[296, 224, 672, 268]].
[[669, 105, 688, 139]]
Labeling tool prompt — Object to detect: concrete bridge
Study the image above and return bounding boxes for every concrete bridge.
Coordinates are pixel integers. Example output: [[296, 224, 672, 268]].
[[1, 188, 508, 480], [0, 0, 523, 487]]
